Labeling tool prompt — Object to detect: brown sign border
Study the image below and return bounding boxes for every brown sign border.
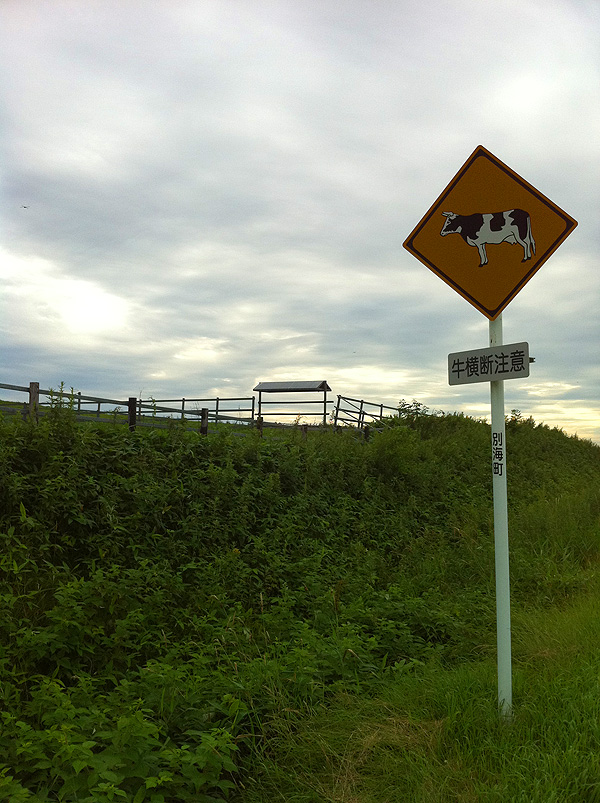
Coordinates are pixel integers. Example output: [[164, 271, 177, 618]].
[[403, 146, 578, 319]]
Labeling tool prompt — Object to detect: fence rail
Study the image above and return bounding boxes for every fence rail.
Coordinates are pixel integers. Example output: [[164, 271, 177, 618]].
[[0, 383, 255, 431], [136, 396, 255, 425], [332, 395, 399, 428], [0, 382, 400, 435], [255, 398, 334, 426], [0, 382, 126, 407]]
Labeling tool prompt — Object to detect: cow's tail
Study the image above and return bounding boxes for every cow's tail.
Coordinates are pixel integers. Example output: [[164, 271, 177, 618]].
[[528, 215, 536, 255]]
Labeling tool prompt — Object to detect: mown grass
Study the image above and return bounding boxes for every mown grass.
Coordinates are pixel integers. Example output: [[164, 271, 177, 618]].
[[0, 402, 598, 801]]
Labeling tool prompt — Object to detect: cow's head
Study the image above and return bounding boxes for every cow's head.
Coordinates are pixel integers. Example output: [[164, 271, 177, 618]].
[[440, 211, 460, 236]]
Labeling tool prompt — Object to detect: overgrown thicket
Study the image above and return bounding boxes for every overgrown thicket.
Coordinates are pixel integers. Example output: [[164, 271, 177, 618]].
[[0, 404, 599, 801]]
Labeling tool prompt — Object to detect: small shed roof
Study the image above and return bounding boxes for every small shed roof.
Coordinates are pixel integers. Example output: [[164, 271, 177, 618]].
[[253, 380, 331, 393]]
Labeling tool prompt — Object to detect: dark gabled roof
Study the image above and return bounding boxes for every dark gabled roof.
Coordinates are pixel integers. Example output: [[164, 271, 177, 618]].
[[253, 380, 331, 393]]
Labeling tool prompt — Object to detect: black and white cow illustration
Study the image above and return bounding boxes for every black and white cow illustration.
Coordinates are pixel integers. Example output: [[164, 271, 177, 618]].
[[440, 209, 535, 267]]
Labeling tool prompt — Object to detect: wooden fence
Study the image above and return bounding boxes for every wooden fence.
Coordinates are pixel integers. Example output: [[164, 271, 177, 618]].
[[332, 395, 399, 428], [0, 382, 255, 432], [0, 382, 400, 435]]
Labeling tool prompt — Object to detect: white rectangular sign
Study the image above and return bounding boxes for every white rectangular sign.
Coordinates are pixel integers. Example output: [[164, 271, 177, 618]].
[[448, 342, 530, 386]]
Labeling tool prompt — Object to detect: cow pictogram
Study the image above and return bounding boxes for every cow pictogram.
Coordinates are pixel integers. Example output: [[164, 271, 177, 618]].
[[440, 209, 535, 267], [402, 145, 578, 319]]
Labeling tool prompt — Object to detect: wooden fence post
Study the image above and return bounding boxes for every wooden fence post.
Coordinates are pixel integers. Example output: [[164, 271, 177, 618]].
[[128, 397, 137, 432], [28, 382, 39, 423], [257, 416, 263, 437], [200, 408, 209, 436]]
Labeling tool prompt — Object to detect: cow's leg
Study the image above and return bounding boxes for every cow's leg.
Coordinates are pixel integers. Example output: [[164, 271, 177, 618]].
[[523, 218, 535, 259], [528, 218, 536, 256], [512, 221, 534, 261], [509, 211, 535, 260], [507, 230, 529, 261], [477, 243, 488, 266], [515, 236, 530, 261]]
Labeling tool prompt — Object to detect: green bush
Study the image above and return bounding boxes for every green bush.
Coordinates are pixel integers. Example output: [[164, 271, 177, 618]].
[[0, 406, 598, 797]]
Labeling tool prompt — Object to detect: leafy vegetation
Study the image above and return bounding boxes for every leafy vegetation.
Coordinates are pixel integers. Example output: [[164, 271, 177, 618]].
[[0, 400, 599, 800]]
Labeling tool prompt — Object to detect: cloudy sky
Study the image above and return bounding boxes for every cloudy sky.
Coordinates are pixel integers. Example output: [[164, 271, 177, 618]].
[[2, 0, 599, 441]]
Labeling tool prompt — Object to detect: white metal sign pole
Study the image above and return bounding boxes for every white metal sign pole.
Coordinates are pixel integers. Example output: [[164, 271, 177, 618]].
[[489, 313, 513, 718]]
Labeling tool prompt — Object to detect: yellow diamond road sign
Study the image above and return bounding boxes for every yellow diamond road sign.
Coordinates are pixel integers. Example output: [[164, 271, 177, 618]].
[[403, 145, 578, 319]]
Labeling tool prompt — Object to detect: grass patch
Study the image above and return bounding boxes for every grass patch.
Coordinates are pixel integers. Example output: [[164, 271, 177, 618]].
[[245, 584, 600, 802]]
